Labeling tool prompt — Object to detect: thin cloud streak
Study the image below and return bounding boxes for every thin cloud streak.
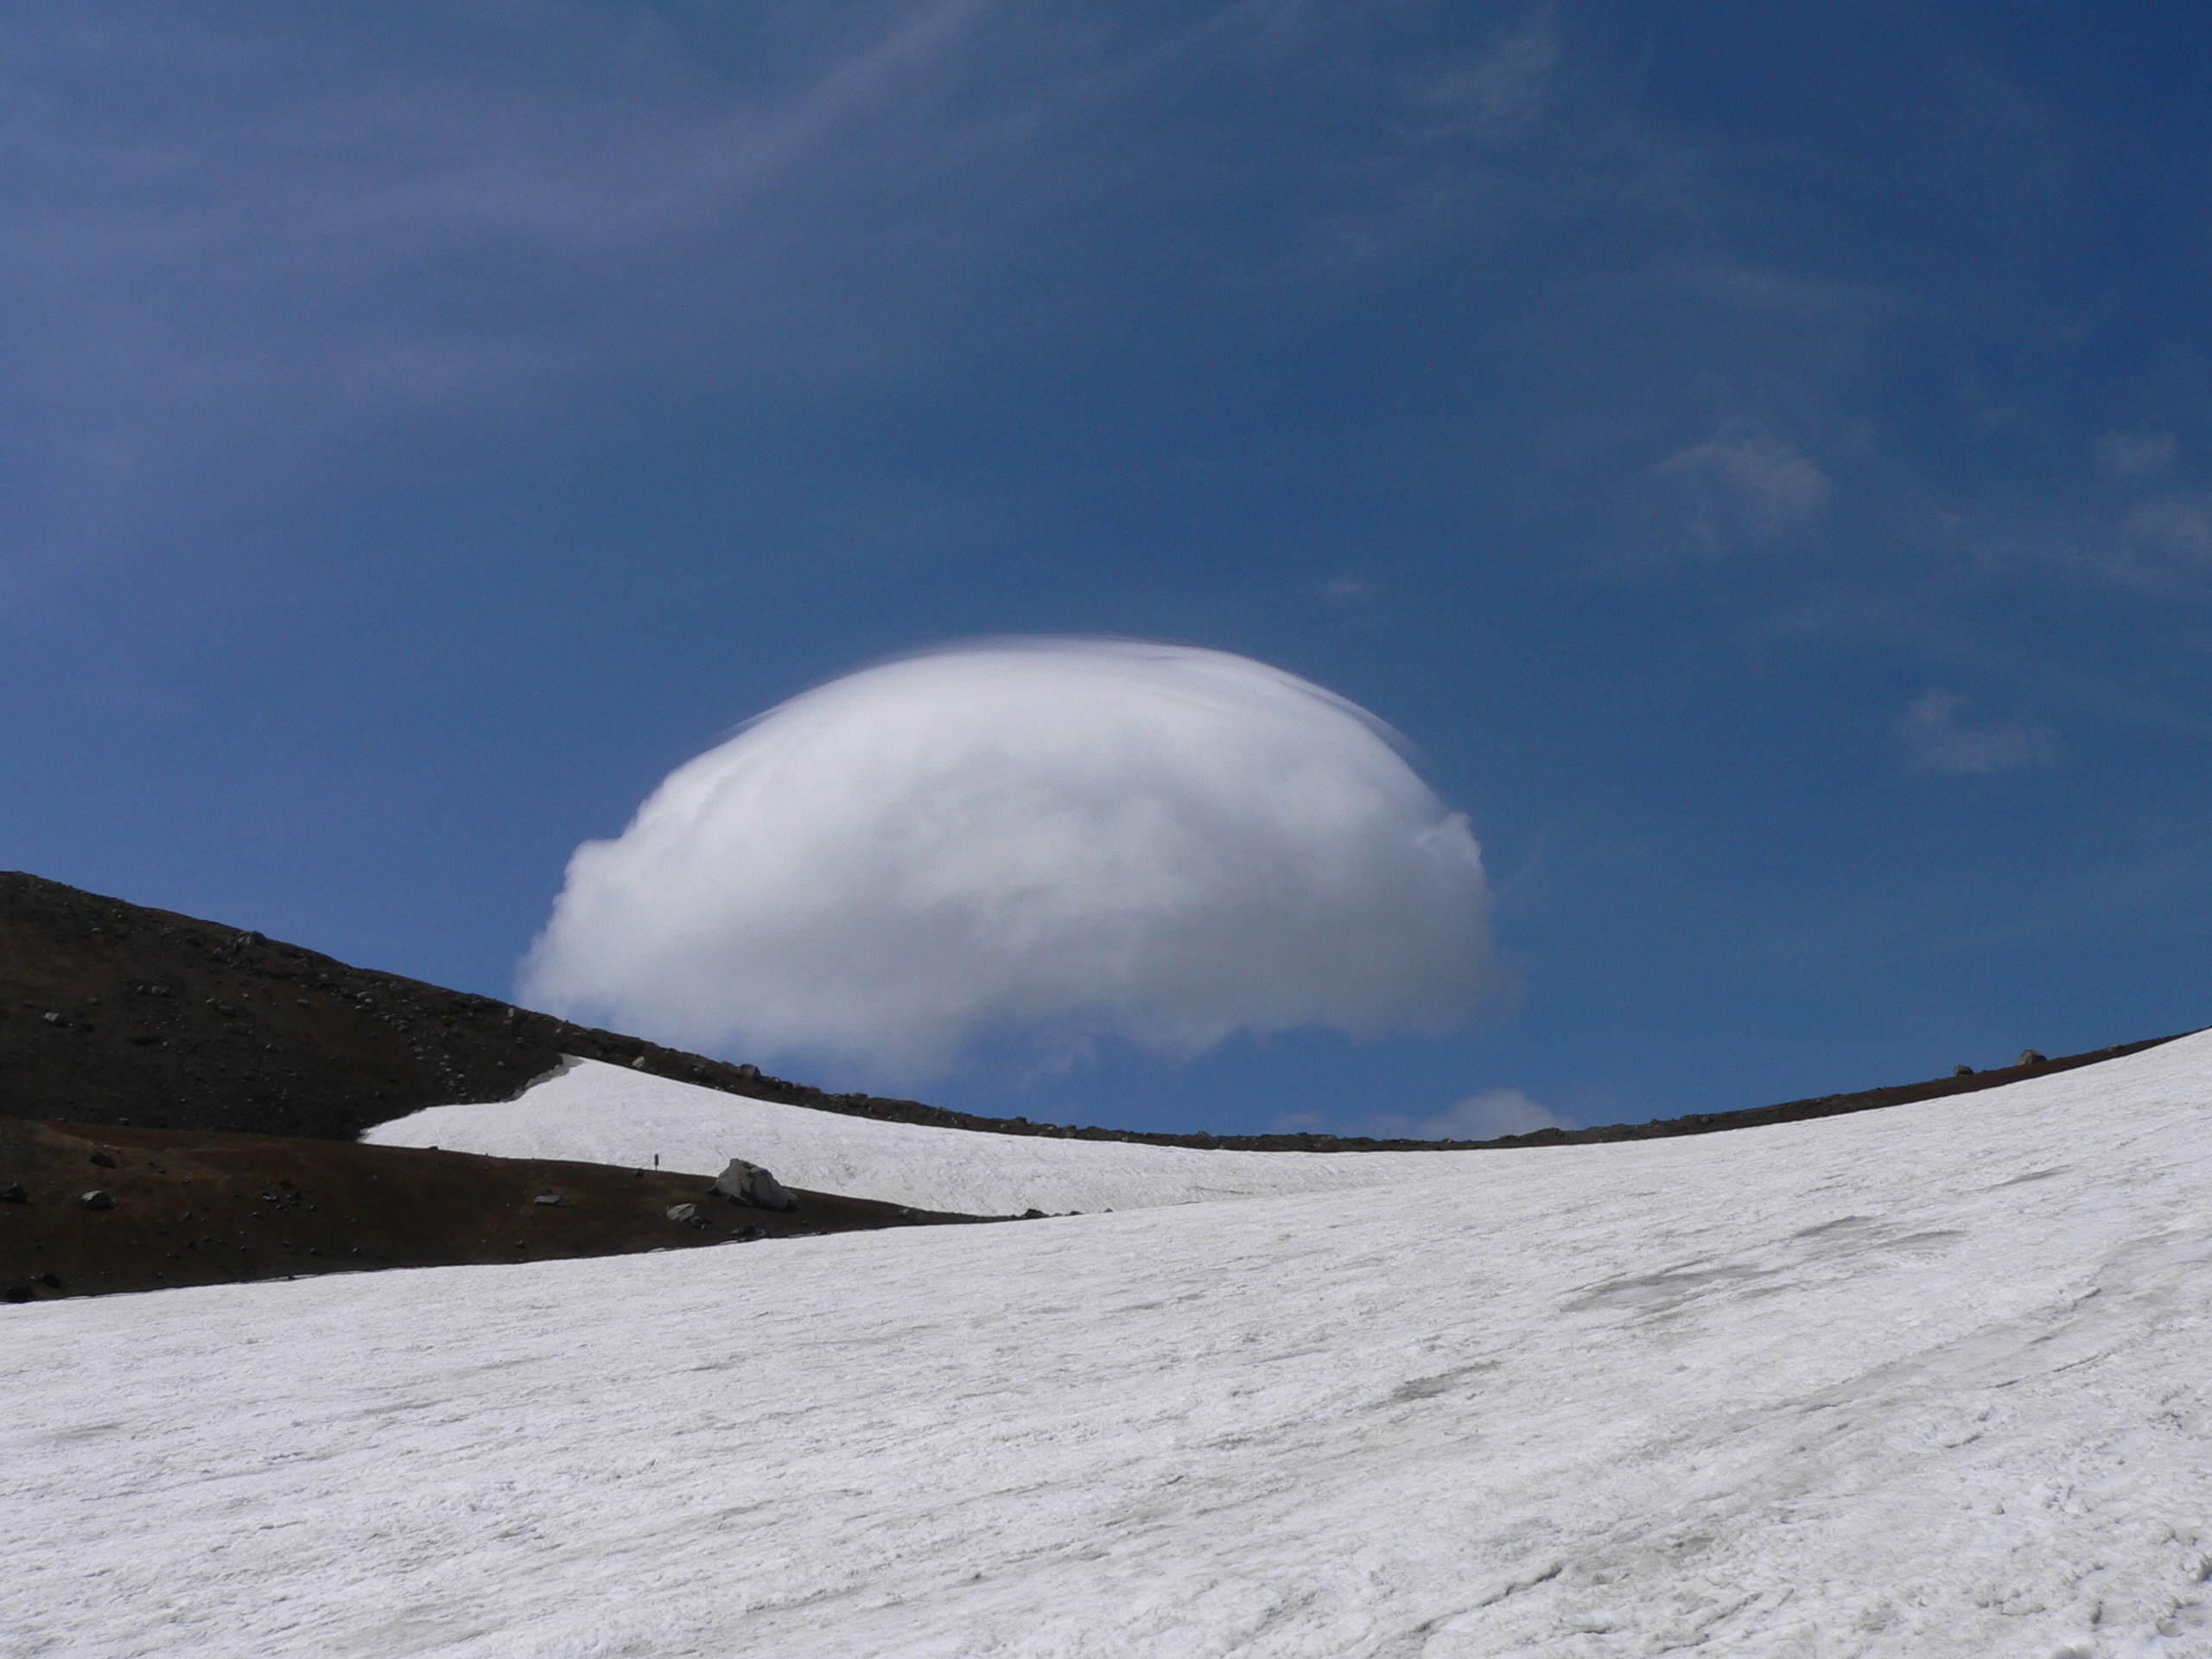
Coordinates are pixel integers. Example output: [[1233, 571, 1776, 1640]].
[[1897, 688, 2060, 777], [0, 1, 990, 597], [2094, 431, 2177, 480], [1387, 1087, 1570, 1140], [1651, 433, 1832, 547]]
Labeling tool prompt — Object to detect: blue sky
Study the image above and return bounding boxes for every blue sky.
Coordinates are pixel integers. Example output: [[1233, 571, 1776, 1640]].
[[4, 2, 2209, 1135]]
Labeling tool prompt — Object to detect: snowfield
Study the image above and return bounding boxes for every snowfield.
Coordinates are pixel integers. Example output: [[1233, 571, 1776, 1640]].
[[366, 1057, 1541, 1214], [9, 1032, 2212, 1657]]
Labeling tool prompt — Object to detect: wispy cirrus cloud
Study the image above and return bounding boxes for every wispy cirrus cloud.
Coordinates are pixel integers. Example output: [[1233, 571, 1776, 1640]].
[[1897, 688, 2060, 777], [1395, 13, 1558, 148], [2124, 493, 2212, 565], [1647, 433, 1833, 550], [2094, 431, 2177, 480], [7, 0, 2206, 669], [0, 0, 990, 594]]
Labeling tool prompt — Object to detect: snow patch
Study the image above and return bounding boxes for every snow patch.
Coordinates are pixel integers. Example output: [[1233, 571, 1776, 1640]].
[[10, 1031, 2212, 1656], [366, 1056, 1519, 1213]]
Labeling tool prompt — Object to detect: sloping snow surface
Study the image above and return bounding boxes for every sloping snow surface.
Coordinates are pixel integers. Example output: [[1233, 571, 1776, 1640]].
[[365, 1058, 1531, 1213], [10, 1032, 2212, 1657]]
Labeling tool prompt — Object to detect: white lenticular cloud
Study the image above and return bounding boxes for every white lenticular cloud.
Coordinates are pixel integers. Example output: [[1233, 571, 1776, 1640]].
[[521, 639, 1503, 1076]]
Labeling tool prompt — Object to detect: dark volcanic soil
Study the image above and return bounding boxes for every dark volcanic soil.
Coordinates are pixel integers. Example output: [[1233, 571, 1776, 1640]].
[[0, 1117, 986, 1304], [3, 870, 767, 1141]]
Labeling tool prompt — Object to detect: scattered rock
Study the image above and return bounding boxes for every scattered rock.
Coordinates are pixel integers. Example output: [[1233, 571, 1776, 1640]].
[[79, 1189, 114, 1211], [730, 1224, 766, 1242], [3, 1282, 35, 1303], [89, 1152, 117, 1168], [735, 1063, 760, 1082], [712, 1159, 796, 1212], [2017, 1049, 2047, 1066], [665, 1202, 707, 1226], [0, 1182, 27, 1204], [1020, 1208, 1046, 1220], [1952, 1065, 1975, 1077], [532, 1192, 563, 1205]]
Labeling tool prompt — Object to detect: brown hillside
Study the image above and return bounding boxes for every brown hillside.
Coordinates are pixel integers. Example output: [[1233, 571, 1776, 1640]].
[[0, 1117, 990, 1305]]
